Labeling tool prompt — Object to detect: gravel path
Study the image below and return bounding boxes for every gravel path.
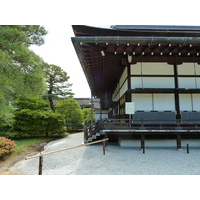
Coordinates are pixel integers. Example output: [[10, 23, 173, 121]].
[[14, 132, 200, 175]]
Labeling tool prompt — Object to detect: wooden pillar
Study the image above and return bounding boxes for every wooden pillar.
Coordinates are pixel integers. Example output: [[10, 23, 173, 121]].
[[174, 64, 181, 120], [103, 140, 106, 155], [126, 64, 132, 102], [176, 133, 181, 149], [104, 132, 108, 146], [90, 92, 93, 126], [126, 64, 132, 121], [141, 133, 145, 150]]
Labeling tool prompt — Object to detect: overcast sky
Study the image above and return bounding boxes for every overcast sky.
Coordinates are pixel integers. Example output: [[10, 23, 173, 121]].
[[30, 25, 92, 98]]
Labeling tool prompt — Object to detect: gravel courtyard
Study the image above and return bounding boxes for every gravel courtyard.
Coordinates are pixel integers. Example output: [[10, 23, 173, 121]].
[[14, 132, 200, 175]]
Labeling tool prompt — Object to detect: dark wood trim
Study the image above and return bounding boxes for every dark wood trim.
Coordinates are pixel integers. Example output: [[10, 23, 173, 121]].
[[141, 133, 145, 149], [131, 74, 200, 77], [131, 88, 200, 94], [174, 64, 181, 120], [176, 133, 182, 149], [127, 64, 131, 92], [128, 56, 200, 65], [131, 74, 175, 77]]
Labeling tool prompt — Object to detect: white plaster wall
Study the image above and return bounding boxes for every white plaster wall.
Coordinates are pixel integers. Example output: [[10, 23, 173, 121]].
[[179, 94, 192, 111], [120, 80, 128, 98], [142, 63, 174, 75], [112, 67, 127, 101], [195, 63, 200, 75], [119, 67, 127, 87], [130, 63, 142, 75], [178, 77, 197, 89], [195, 77, 200, 89], [131, 77, 143, 89], [143, 77, 175, 88], [131, 63, 174, 75], [192, 94, 200, 111], [113, 91, 120, 102], [178, 63, 195, 75], [132, 94, 153, 110], [112, 83, 119, 101], [112, 83, 120, 101], [153, 94, 175, 111]]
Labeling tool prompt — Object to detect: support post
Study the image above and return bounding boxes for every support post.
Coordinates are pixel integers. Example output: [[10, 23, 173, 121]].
[[141, 133, 145, 151], [103, 140, 106, 155], [143, 145, 145, 154], [176, 133, 181, 149], [187, 144, 189, 154], [105, 133, 108, 146], [90, 93, 93, 126], [174, 64, 181, 120], [38, 155, 43, 175]]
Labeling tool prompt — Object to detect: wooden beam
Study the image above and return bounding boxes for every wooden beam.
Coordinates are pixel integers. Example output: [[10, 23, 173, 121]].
[[174, 64, 181, 120], [176, 133, 181, 149], [129, 56, 200, 64], [141, 133, 145, 150]]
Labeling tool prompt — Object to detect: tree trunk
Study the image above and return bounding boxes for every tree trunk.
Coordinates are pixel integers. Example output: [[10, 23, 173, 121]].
[[48, 96, 55, 112]]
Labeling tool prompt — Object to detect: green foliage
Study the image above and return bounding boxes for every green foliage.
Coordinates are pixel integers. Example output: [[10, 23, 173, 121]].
[[13, 98, 66, 137], [56, 99, 83, 131], [82, 108, 96, 125], [0, 137, 16, 159], [44, 64, 74, 111], [0, 25, 47, 132], [45, 112, 66, 136]]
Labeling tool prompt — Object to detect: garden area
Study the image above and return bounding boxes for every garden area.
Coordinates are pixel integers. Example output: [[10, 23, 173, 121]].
[[0, 25, 96, 164]]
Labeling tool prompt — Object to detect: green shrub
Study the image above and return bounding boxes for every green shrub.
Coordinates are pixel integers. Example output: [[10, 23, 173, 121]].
[[0, 137, 16, 159], [82, 108, 96, 125], [13, 97, 66, 137], [56, 99, 83, 131], [0, 131, 18, 139]]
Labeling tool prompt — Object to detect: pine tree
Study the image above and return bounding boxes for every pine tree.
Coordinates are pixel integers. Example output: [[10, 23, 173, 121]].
[[44, 64, 74, 111], [0, 25, 47, 133]]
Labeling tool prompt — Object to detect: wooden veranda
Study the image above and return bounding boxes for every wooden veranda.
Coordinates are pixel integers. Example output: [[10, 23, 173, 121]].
[[84, 119, 200, 149]]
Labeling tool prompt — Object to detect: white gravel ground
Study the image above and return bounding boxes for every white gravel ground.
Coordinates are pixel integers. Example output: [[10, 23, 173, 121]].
[[14, 132, 200, 175]]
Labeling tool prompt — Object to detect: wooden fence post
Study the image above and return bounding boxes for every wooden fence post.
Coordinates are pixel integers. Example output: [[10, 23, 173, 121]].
[[38, 155, 43, 175], [141, 133, 145, 151], [103, 140, 106, 155], [187, 144, 189, 154], [143, 145, 145, 154]]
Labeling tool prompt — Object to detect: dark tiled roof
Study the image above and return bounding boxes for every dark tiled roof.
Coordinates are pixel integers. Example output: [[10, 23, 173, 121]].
[[111, 25, 200, 31]]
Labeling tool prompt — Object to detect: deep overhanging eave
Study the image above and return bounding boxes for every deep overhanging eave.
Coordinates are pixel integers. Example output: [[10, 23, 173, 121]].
[[71, 37, 97, 96], [71, 35, 200, 98]]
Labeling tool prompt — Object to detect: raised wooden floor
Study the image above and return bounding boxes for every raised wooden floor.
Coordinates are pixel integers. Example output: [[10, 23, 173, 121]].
[[84, 119, 200, 149]]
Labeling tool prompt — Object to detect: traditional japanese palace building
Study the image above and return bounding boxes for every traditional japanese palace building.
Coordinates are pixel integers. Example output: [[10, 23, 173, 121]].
[[72, 25, 200, 148]]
